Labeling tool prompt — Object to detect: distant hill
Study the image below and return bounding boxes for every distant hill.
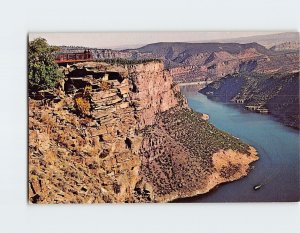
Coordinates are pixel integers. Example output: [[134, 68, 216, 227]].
[[209, 32, 299, 48], [125, 41, 298, 82], [133, 41, 271, 56]]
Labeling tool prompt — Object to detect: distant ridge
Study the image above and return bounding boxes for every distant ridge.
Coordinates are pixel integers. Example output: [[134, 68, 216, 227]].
[[134, 42, 271, 55], [58, 36, 299, 84], [198, 32, 299, 48]]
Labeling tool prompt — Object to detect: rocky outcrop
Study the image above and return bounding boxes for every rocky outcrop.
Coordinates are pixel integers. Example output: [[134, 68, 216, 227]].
[[29, 61, 258, 203], [128, 62, 181, 127], [28, 61, 183, 203], [29, 66, 140, 203]]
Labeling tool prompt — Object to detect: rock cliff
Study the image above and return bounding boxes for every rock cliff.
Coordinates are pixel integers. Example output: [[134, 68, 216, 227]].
[[29, 61, 258, 203]]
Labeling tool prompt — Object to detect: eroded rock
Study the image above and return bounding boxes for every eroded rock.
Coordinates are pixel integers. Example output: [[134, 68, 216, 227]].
[[29, 61, 258, 203]]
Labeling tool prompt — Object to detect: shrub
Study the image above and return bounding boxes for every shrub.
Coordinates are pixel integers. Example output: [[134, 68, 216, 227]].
[[74, 96, 91, 115], [73, 85, 93, 116]]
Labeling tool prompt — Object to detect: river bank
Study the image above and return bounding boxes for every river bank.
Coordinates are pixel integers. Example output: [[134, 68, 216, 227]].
[[177, 81, 212, 86], [159, 147, 258, 203], [140, 106, 259, 203], [200, 72, 299, 130], [178, 86, 299, 202]]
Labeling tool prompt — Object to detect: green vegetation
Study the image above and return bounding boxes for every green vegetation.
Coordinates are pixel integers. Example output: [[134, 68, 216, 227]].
[[28, 38, 63, 92], [97, 58, 161, 65], [139, 107, 252, 197], [159, 108, 250, 158], [142, 107, 250, 169]]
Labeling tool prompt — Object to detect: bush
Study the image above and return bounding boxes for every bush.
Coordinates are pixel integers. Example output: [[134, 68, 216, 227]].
[[74, 85, 92, 116], [28, 38, 63, 92], [74, 96, 91, 115]]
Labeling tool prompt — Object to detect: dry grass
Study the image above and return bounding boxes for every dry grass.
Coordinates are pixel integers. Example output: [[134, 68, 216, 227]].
[[74, 96, 91, 115]]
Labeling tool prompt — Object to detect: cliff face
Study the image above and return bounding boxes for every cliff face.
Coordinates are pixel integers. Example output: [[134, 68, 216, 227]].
[[28, 61, 182, 203], [127, 63, 181, 127], [201, 72, 300, 129], [29, 61, 258, 203]]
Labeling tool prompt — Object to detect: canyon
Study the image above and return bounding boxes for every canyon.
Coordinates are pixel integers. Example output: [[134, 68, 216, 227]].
[[60, 40, 299, 84], [28, 61, 258, 203]]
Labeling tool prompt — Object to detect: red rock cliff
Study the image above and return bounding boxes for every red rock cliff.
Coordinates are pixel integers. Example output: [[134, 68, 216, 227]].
[[28, 61, 257, 203], [28, 61, 183, 203]]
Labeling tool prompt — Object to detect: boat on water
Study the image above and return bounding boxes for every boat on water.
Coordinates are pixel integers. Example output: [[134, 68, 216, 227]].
[[253, 184, 263, 190]]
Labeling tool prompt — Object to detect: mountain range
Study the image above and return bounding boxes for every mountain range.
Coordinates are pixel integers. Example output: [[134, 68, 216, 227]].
[[59, 32, 299, 83]]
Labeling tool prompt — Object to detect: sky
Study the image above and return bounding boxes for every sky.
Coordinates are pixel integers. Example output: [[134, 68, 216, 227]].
[[29, 32, 283, 49]]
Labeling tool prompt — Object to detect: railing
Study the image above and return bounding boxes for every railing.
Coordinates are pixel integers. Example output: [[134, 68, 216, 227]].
[[54, 52, 93, 64]]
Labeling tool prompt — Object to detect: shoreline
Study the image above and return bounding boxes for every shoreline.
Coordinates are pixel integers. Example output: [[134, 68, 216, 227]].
[[177, 81, 213, 86], [203, 92, 300, 131], [157, 146, 259, 203]]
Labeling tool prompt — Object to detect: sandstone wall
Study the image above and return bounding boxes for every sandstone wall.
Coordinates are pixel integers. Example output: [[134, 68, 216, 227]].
[[128, 62, 180, 127], [28, 61, 182, 203], [28, 60, 258, 203]]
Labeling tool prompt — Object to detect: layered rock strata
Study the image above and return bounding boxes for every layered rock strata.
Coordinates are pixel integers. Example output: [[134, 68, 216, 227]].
[[29, 61, 258, 203]]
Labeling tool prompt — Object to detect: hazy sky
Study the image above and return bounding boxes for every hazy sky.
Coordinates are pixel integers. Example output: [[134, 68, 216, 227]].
[[29, 32, 282, 49]]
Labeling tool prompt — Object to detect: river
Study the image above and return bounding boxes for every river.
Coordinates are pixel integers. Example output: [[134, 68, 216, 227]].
[[179, 86, 299, 202]]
